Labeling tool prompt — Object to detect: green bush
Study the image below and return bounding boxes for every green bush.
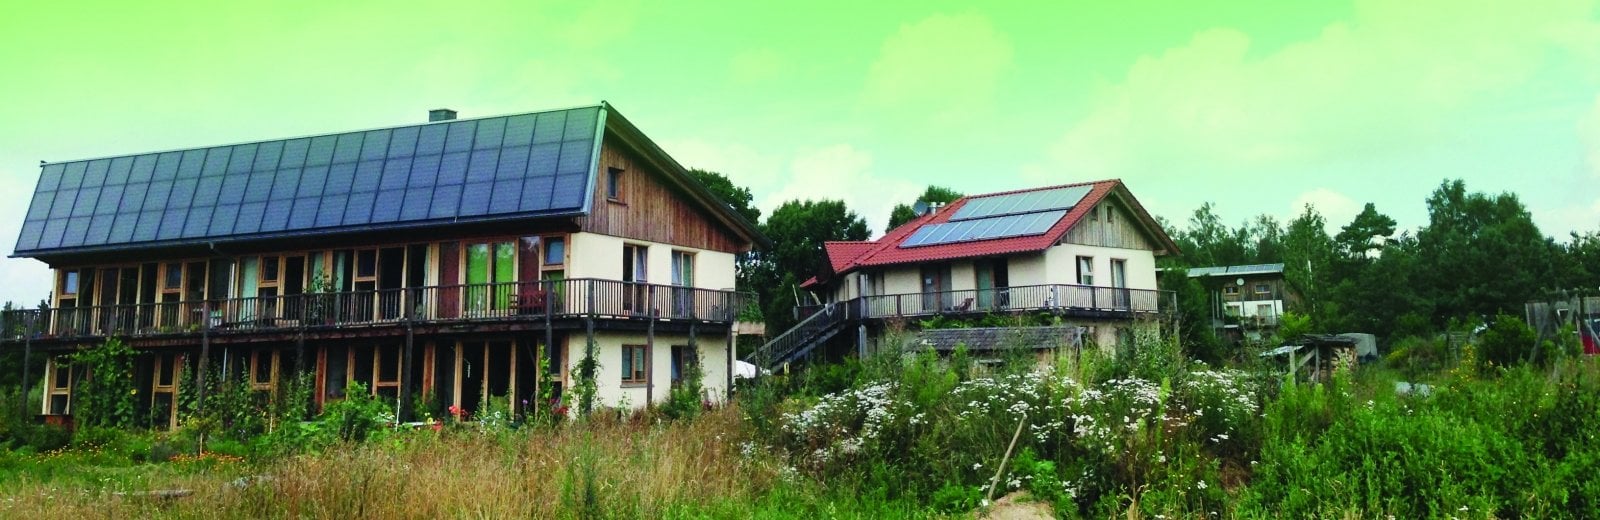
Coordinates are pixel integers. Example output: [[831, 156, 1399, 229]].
[[13, 423, 71, 453], [1478, 313, 1536, 368], [320, 382, 395, 443]]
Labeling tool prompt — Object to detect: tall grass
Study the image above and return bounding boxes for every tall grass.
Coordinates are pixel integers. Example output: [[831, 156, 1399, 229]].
[[0, 408, 804, 519]]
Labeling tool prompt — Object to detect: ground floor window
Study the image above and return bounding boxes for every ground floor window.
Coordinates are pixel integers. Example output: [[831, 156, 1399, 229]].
[[622, 344, 648, 385], [670, 345, 695, 387], [45, 357, 72, 415]]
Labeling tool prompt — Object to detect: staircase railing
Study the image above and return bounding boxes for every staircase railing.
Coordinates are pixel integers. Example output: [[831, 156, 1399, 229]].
[[747, 300, 851, 369]]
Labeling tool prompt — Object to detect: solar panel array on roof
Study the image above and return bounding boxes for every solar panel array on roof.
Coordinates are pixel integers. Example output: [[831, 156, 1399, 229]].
[[900, 209, 1065, 248], [15, 106, 603, 254], [949, 185, 1091, 221]]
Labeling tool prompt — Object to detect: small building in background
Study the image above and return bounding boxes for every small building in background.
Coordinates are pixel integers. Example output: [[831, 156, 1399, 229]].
[[1185, 263, 1291, 342]]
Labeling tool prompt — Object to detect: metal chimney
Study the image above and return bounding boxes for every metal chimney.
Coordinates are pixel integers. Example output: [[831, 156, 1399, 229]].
[[429, 108, 458, 122]]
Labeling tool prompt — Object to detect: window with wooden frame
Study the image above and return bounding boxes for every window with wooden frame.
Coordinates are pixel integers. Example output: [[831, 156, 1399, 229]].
[[621, 345, 648, 385], [540, 236, 567, 305], [1223, 286, 1239, 295], [622, 244, 648, 313], [45, 357, 71, 415], [249, 349, 279, 391], [150, 353, 180, 430], [1076, 256, 1095, 286], [606, 167, 624, 202], [156, 262, 185, 329], [373, 344, 402, 398], [670, 345, 694, 387], [463, 241, 516, 314], [1254, 283, 1272, 295]]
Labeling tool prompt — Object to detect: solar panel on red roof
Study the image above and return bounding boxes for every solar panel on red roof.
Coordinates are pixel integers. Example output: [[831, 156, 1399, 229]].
[[901, 209, 1066, 248], [949, 185, 1091, 221]]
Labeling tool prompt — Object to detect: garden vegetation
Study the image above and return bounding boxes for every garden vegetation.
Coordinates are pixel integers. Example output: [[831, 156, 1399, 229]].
[[0, 320, 1596, 518]]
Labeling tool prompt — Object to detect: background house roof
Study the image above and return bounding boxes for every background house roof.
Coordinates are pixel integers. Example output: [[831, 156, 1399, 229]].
[[817, 179, 1177, 278], [1186, 263, 1286, 278], [13, 104, 606, 258]]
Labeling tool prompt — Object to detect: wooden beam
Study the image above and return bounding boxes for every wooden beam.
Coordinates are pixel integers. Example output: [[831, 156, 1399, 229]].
[[645, 285, 655, 406]]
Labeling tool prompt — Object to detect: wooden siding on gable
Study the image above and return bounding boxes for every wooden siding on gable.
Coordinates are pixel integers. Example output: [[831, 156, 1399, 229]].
[[1061, 198, 1156, 251], [578, 135, 747, 253]]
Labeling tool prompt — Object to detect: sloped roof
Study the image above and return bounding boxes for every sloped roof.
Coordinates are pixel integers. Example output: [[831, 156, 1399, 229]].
[[817, 180, 1176, 277], [14, 105, 606, 258], [824, 241, 875, 273], [1187, 263, 1285, 278]]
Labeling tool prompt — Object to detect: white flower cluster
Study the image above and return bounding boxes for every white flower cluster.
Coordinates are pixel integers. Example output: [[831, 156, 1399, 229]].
[[1074, 377, 1164, 453], [1182, 369, 1259, 415], [781, 382, 902, 465]]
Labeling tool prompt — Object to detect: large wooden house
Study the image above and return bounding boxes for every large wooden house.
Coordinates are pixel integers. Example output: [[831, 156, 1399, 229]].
[[1, 103, 764, 428], [751, 180, 1178, 369]]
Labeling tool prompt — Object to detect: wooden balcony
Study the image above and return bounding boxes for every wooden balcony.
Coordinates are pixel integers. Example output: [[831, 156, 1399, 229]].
[[0, 278, 751, 345], [801, 283, 1174, 323]]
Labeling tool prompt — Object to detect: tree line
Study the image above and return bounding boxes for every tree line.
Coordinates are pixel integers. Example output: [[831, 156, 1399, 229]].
[[688, 171, 1598, 355], [1160, 179, 1600, 353]]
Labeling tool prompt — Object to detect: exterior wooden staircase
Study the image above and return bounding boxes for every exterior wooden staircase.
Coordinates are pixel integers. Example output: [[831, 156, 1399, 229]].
[[745, 301, 852, 370]]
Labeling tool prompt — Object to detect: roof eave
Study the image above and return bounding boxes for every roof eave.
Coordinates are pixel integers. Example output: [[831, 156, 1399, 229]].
[[10, 209, 587, 261], [598, 102, 771, 250]]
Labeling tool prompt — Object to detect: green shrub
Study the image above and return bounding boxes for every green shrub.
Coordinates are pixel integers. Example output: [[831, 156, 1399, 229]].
[[1478, 313, 1536, 368], [13, 423, 70, 453], [320, 382, 395, 443]]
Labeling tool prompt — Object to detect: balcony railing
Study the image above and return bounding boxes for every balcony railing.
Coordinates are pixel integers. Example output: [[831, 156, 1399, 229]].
[[0, 278, 750, 343], [847, 283, 1169, 320]]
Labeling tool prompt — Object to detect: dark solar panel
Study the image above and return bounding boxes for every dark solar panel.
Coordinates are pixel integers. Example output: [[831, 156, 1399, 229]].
[[227, 144, 257, 174], [15, 105, 604, 254], [106, 157, 133, 185], [949, 186, 1092, 221], [900, 210, 1067, 248], [84, 160, 109, 187]]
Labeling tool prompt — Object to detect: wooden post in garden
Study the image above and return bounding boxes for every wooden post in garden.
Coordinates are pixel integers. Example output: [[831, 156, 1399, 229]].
[[195, 300, 212, 415], [986, 411, 1029, 503]]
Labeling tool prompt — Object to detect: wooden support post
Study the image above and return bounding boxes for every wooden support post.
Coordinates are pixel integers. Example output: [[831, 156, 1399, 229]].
[[725, 322, 735, 400], [646, 285, 655, 406], [399, 289, 415, 422], [195, 301, 212, 415], [585, 281, 596, 401], [20, 313, 35, 416]]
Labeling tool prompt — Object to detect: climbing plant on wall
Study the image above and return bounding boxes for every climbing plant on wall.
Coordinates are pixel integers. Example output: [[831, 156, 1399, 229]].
[[67, 338, 138, 429]]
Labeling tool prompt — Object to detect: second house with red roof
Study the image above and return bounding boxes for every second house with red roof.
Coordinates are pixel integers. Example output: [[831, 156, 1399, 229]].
[[750, 180, 1179, 369]]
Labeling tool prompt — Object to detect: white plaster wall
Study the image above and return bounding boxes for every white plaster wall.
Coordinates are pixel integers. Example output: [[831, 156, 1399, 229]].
[[1007, 254, 1048, 286], [883, 267, 921, 295], [950, 261, 976, 291], [567, 232, 736, 290], [568, 232, 623, 281], [565, 330, 732, 409], [1043, 243, 1158, 290]]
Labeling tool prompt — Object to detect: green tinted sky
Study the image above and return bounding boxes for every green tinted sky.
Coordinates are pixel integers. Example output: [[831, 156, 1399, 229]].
[[1, 1, 1597, 302]]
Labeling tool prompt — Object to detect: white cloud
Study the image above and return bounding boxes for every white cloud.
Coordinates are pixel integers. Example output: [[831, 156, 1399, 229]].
[[863, 12, 1013, 129], [729, 48, 786, 85], [1026, 0, 1600, 185], [657, 137, 784, 196], [759, 144, 920, 236], [1582, 94, 1600, 178], [1291, 187, 1360, 233], [1535, 197, 1600, 238]]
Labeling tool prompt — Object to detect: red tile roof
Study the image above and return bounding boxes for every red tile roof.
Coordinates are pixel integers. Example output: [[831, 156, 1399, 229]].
[[817, 179, 1176, 279], [824, 241, 876, 273]]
